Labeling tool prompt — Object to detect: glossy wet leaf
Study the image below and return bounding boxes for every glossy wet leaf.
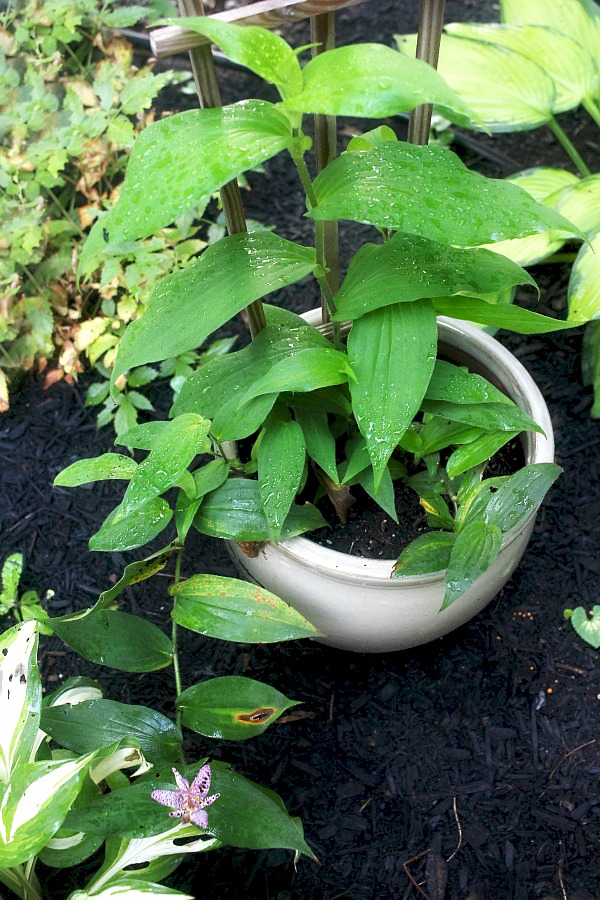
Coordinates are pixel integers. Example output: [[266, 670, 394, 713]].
[[565, 606, 600, 649], [417, 418, 483, 457], [556, 174, 600, 236], [95, 543, 180, 607], [172, 324, 328, 442], [258, 420, 306, 541], [393, 531, 457, 577], [194, 479, 326, 541], [447, 430, 519, 478], [481, 167, 578, 266], [52, 611, 173, 673], [447, 22, 600, 113], [89, 497, 172, 553], [582, 321, 600, 416], [433, 295, 578, 332], [116, 422, 169, 452], [501, 0, 600, 72], [0, 754, 94, 868], [568, 231, 600, 322], [41, 700, 182, 765], [352, 461, 398, 522], [397, 32, 555, 131], [333, 233, 535, 321], [80, 101, 294, 275], [426, 360, 512, 406], [347, 124, 398, 151], [111, 233, 316, 387], [241, 347, 354, 402], [483, 462, 562, 533], [177, 676, 299, 740], [69, 880, 194, 899], [166, 18, 302, 99], [311, 143, 583, 243], [0, 622, 41, 784], [176, 460, 231, 543], [294, 407, 338, 482], [54, 453, 138, 487], [421, 398, 543, 435], [348, 300, 437, 486], [442, 520, 503, 609], [283, 43, 476, 125], [170, 574, 321, 642]]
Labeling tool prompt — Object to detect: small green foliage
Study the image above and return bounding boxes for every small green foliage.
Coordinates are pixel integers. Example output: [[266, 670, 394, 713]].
[[0, 553, 52, 632], [564, 605, 600, 648]]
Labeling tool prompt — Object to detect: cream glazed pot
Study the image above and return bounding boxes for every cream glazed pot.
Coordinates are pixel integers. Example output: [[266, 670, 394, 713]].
[[228, 312, 555, 653]]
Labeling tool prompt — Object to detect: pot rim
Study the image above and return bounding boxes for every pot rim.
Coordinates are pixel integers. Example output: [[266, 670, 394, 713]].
[[251, 313, 555, 585]]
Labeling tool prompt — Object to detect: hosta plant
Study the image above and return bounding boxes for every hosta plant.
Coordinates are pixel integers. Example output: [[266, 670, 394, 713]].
[[397, 0, 600, 415], [0, 532, 319, 898], [67, 9, 583, 612]]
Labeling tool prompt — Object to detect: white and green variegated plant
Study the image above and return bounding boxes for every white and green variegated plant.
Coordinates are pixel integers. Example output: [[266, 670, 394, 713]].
[[0, 545, 320, 899], [397, 0, 600, 416]]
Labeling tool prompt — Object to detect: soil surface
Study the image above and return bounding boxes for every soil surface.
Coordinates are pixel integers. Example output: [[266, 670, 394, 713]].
[[2, 1, 600, 898]]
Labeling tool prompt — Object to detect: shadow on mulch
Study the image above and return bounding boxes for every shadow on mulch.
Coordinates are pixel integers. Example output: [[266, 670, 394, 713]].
[[2, 1, 600, 897]]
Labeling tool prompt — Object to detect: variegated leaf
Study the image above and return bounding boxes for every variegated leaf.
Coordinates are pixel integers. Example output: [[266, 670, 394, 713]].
[[0, 622, 41, 784]]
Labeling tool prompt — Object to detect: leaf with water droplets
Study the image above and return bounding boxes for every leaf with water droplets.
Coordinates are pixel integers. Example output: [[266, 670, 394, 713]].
[[568, 231, 600, 323], [177, 676, 299, 740], [501, 0, 600, 74], [89, 498, 173, 553], [433, 295, 579, 332], [483, 462, 562, 533], [393, 531, 457, 578], [54, 453, 137, 487], [441, 520, 503, 610], [258, 419, 306, 541]]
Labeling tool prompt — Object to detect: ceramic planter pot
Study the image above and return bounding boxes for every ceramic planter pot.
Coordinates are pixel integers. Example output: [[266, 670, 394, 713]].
[[228, 312, 555, 653]]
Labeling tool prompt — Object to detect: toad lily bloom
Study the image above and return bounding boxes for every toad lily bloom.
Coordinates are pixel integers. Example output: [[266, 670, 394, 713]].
[[151, 764, 220, 829]]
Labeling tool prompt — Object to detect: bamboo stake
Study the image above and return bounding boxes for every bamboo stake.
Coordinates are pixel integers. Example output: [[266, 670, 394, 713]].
[[176, 0, 266, 338], [408, 0, 446, 146]]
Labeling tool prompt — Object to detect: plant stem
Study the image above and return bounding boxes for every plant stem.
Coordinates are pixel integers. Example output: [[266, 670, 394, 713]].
[[315, 269, 341, 349], [292, 149, 319, 208], [582, 95, 600, 131], [46, 187, 85, 238], [176, 0, 266, 339], [310, 12, 339, 323], [408, 0, 446, 145], [548, 117, 592, 178], [172, 549, 185, 765]]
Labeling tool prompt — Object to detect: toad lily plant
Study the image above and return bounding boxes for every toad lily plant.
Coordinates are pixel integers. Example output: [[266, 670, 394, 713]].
[[65, 16, 581, 607]]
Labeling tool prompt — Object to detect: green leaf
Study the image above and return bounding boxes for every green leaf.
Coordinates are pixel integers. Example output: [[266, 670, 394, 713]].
[[68, 880, 194, 899], [0, 755, 95, 868], [176, 460, 231, 542], [0, 622, 41, 784], [420, 398, 543, 435], [1, 553, 22, 608], [565, 606, 600, 648], [116, 422, 170, 451], [582, 320, 600, 416], [96, 543, 180, 607], [283, 43, 477, 125], [177, 676, 299, 740], [426, 360, 512, 406], [352, 461, 398, 523], [170, 574, 321, 642], [167, 18, 302, 99], [54, 453, 138, 487], [556, 174, 600, 236], [311, 143, 583, 243], [483, 462, 562, 533], [80, 101, 294, 276], [442, 520, 503, 609], [194, 479, 326, 541], [294, 407, 338, 482], [397, 31, 555, 131], [417, 418, 483, 457], [89, 497, 173, 553], [241, 347, 354, 402], [433, 295, 577, 332], [111, 234, 316, 388], [393, 531, 457, 577], [333, 233, 535, 320], [568, 230, 600, 322], [446, 22, 600, 114], [52, 611, 173, 673], [501, 0, 600, 74], [258, 420, 306, 540], [348, 300, 437, 486], [347, 125, 398, 151], [447, 431, 519, 478], [41, 700, 182, 765]]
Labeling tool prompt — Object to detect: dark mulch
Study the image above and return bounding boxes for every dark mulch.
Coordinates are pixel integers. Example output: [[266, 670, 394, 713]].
[[2, 1, 600, 898]]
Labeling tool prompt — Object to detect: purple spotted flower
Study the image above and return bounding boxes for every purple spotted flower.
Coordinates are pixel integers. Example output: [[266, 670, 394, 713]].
[[151, 764, 220, 829]]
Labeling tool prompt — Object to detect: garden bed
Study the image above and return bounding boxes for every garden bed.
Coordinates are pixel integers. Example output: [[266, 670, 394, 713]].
[[1, 1, 599, 897]]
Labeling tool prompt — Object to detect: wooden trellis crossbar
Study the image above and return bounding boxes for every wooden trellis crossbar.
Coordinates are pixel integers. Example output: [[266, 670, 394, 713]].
[[150, 0, 367, 58]]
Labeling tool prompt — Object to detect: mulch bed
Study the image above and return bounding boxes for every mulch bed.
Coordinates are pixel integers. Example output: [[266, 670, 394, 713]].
[[1, 1, 599, 897]]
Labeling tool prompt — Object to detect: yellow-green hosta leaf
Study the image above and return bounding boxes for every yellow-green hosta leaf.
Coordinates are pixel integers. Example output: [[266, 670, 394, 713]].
[[582, 320, 600, 416], [283, 43, 477, 126], [501, 0, 600, 74], [565, 605, 600, 648], [556, 173, 600, 235], [447, 22, 600, 113], [69, 880, 194, 899], [568, 230, 600, 321], [0, 754, 95, 867], [483, 167, 579, 266], [0, 622, 41, 784], [396, 32, 556, 131], [165, 17, 302, 100]]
